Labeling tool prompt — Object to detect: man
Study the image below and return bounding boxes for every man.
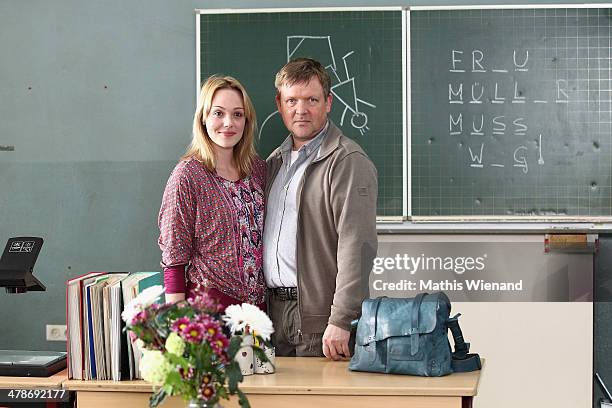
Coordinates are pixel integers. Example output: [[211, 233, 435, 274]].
[[263, 58, 378, 360]]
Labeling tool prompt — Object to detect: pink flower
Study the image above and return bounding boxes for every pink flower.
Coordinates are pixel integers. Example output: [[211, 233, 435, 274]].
[[188, 287, 222, 313], [200, 384, 216, 401], [204, 322, 220, 339], [171, 317, 190, 333], [178, 366, 195, 379], [132, 310, 148, 325], [148, 303, 161, 312], [181, 322, 204, 343], [210, 334, 229, 357], [202, 319, 228, 346], [193, 314, 213, 326]]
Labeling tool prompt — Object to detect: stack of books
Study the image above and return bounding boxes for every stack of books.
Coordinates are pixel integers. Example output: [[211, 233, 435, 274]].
[[65, 271, 162, 380]]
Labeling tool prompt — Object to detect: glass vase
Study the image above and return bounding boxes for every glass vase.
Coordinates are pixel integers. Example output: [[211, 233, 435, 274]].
[[186, 399, 222, 408]]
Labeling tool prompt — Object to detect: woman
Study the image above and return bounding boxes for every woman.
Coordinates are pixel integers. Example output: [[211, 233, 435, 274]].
[[158, 75, 265, 310]]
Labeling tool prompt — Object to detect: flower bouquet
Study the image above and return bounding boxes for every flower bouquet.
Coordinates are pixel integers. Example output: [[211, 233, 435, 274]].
[[122, 285, 273, 408]]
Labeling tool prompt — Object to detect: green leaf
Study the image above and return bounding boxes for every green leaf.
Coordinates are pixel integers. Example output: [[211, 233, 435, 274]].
[[252, 347, 268, 363], [237, 389, 251, 408], [162, 383, 174, 397], [149, 389, 167, 408], [228, 335, 242, 358], [226, 361, 243, 393], [217, 387, 229, 400], [164, 371, 183, 390]]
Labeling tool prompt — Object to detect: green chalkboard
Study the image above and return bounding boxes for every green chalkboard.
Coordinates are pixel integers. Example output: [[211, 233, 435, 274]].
[[411, 8, 612, 217], [199, 9, 404, 216]]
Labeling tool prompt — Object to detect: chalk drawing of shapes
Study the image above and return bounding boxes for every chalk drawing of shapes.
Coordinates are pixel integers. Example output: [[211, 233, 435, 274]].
[[331, 78, 376, 133], [258, 110, 279, 142], [287, 35, 336, 71], [331, 78, 360, 114], [257, 109, 289, 157]]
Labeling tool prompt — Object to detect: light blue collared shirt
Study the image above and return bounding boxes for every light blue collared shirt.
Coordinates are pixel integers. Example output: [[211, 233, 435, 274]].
[[263, 122, 329, 288]]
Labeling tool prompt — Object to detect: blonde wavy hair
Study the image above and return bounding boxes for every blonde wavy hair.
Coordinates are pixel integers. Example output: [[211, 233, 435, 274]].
[[183, 75, 257, 178]]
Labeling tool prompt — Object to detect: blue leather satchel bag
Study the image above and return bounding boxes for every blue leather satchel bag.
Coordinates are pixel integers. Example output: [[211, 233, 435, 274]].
[[349, 292, 481, 376]]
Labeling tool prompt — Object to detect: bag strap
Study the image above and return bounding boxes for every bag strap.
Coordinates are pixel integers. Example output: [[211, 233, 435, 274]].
[[370, 296, 385, 343], [447, 313, 482, 372], [409, 293, 426, 356]]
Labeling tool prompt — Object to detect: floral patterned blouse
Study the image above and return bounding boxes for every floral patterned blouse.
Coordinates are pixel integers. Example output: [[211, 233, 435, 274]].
[[158, 158, 266, 305]]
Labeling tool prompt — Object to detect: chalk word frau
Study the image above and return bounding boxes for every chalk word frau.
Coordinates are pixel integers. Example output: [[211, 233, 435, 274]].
[[450, 49, 529, 73]]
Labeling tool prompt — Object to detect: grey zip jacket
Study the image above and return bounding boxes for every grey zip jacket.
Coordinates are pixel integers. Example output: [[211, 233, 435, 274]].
[[266, 121, 378, 333]]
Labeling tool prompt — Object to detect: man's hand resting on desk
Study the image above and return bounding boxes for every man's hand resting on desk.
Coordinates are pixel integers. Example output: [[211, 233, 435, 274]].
[[322, 324, 351, 360]]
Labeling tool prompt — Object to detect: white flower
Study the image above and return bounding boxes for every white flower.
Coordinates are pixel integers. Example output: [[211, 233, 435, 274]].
[[136, 285, 166, 308], [223, 303, 274, 341], [165, 332, 185, 356], [139, 349, 172, 386], [121, 300, 141, 324], [135, 339, 146, 352], [121, 285, 165, 323], [241, 303, 274, 341], [223, 304, 248, 334]]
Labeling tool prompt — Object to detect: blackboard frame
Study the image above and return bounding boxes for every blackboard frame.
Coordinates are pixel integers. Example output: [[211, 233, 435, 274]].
[[196, 7, 409, 221]]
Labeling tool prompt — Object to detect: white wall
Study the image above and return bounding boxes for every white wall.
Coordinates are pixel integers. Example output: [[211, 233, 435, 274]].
[[457, 302, 592, 407]]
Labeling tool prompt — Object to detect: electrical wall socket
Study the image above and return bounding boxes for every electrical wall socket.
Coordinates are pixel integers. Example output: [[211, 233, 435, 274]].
[[46, 324, 67, 341]]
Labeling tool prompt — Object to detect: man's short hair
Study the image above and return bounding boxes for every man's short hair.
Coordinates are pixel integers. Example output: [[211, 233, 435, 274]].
[[275, 58, 332, 98]]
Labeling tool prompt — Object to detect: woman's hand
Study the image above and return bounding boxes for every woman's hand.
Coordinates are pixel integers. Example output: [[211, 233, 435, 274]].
[[165, 292, 185, 303]]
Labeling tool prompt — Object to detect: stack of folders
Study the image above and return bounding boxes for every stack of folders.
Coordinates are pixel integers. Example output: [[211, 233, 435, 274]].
[[65, 271, 163, 380]]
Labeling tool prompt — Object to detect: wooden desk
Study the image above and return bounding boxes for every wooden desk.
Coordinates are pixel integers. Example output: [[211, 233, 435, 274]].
[[63, 357, 483, 408], [0, 368, 67, 389]]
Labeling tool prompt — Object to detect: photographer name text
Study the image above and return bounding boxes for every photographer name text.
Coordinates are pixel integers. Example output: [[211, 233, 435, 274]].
[[372, 279, 523, 292]]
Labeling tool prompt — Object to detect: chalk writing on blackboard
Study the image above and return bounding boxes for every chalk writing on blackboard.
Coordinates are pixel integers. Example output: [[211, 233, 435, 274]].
[[449, 49, 529, 73], [446, 48, 566, 172], [259, 35, 376, 140]]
